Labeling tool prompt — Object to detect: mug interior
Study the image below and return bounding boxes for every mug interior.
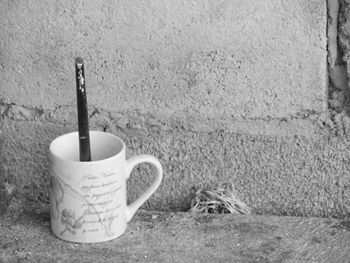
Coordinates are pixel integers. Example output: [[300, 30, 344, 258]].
[[50, 131, 124, 162]]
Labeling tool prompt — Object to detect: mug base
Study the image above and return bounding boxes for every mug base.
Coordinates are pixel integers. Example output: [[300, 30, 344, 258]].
[[50, 225, 126, 243]]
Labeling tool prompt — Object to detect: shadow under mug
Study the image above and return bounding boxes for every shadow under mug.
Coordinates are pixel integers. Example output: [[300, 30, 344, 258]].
[[48, 131, 163, 243]]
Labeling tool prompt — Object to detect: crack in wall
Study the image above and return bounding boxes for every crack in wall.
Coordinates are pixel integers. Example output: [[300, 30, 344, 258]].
[[0, 101, 343, 138], [327, 0, 350, 113], [0, 100, 44, 121], [0, 101, 320, 123]]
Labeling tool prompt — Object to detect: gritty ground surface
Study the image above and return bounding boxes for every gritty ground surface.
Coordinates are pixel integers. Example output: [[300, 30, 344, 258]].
[[0, 203, 349, 263]]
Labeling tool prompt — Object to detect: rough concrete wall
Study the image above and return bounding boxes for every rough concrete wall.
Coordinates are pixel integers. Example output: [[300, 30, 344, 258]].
[[0, 0, 326, 121], [2, 0, 350, 218], [3, 117, 350, 218]]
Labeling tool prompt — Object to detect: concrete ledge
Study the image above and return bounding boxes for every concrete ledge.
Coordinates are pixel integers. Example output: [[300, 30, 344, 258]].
[[1, 202, 350, 263]]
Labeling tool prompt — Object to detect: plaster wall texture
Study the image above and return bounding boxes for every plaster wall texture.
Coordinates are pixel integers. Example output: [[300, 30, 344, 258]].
[[2, 0, 348, 218], [2, 115, 350, 218], [0, 0, 326, 121]]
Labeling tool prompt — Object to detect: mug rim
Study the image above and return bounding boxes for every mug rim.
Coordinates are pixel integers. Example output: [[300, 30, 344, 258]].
[[49, 131, 125, 164]]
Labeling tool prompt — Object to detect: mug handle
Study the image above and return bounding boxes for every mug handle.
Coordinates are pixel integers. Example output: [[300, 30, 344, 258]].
[[125, 154, 163, 222]]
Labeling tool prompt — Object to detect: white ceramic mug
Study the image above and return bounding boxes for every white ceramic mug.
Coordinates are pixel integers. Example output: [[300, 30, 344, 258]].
[[48, 131, 163, 243]]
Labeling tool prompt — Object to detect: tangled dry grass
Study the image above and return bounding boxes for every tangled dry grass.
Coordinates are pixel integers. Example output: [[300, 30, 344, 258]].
[[190, 183, 251, 215]]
